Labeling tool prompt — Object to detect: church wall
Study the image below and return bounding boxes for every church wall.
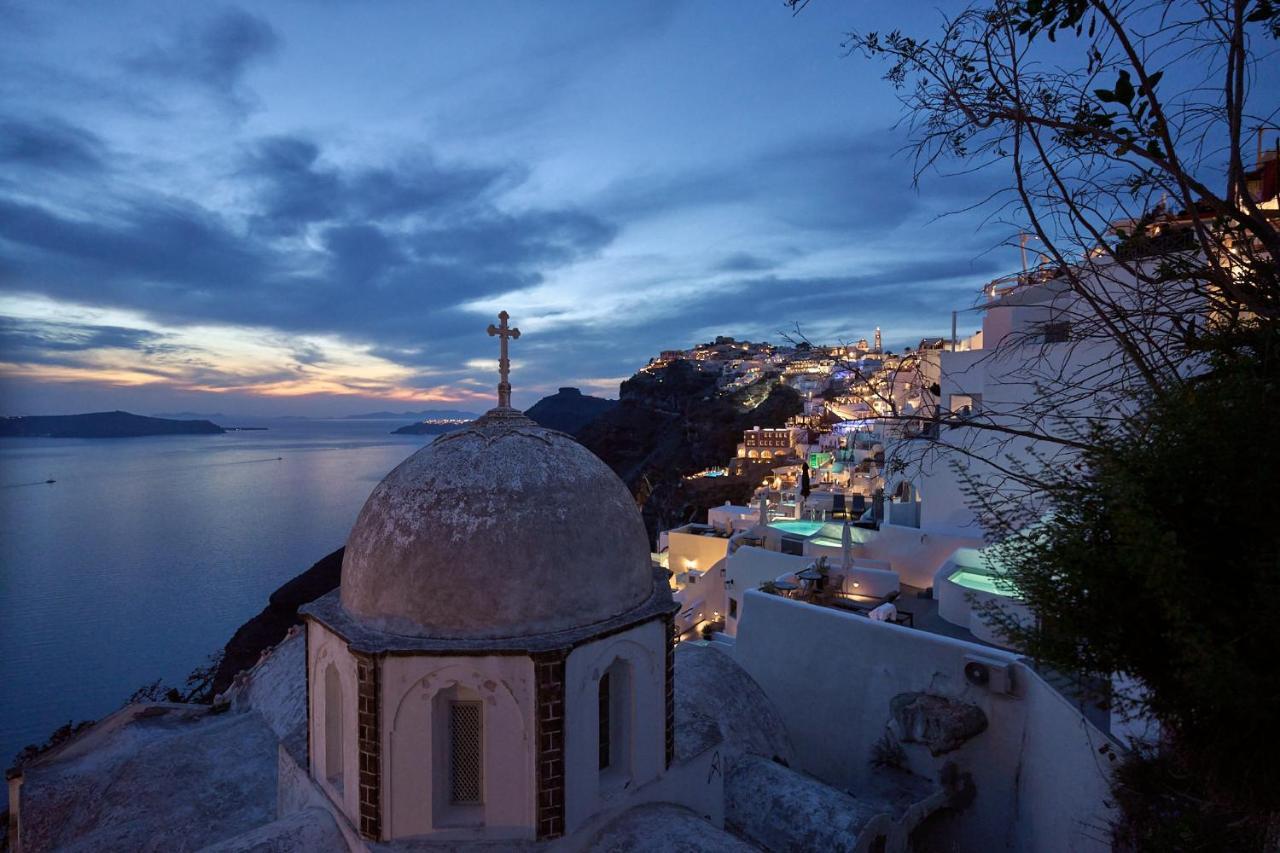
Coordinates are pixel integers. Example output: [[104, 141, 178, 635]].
[[732, 592, 1115, 853], [562, 620, 666, 835], [306, 620, 361, 826], [380, 654, 536, 842]]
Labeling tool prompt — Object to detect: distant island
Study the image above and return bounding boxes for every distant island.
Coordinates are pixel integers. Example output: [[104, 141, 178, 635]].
[[0, 411, 225, 438], [524, 387, 617, 434]]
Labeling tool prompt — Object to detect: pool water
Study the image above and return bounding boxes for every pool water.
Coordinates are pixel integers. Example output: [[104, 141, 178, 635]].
[[949, 570, 1018, 597], [769, 520, 826, 536]]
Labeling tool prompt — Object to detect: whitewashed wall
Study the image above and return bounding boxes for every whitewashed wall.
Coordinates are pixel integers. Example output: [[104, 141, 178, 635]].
[[380, 654, 536, 841], [563, 620, 667, 835], [857, 525, 983, 588], [306, 621, 361, 824], [732, 592, 1115, 852], [667, 529, 731, 577]]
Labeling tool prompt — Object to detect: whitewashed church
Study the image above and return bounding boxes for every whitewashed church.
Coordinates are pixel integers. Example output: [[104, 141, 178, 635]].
[[304, 405, 684, 843]]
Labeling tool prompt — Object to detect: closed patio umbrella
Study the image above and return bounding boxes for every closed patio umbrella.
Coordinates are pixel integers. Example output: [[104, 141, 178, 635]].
[[841, 520, 853, 570], [758, 493, 769, 527]]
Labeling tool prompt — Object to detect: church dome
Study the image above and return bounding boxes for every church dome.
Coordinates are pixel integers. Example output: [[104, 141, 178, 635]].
[[339, 406, 655, 640]]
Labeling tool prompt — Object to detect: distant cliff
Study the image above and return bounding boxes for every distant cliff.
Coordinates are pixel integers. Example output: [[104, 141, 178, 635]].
[[524, 387, 617, 434], [0, 411, 225, 438], [575, 360, 802, 540], [210, 547, 344, 697]]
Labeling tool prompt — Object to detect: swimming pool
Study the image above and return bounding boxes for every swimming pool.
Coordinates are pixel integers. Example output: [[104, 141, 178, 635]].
[[768, 520, 826, 536], [949, 570, 1018, 597]]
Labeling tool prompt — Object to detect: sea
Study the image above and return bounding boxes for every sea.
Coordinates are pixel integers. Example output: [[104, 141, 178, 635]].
[[0, 418, 435, 765]]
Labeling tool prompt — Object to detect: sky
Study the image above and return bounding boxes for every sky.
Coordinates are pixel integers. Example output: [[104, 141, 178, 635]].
[[0, 0, 1019, 416]]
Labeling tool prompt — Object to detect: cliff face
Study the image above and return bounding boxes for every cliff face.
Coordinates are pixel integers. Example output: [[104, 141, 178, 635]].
[[575, 360, 801, 541], [209, 547, 344, 697], [0, 411, 225, 438], [524, 387, 617, 434]]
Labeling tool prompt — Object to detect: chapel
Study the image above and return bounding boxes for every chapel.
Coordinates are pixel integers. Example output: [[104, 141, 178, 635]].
[[300, 312, 679, 844]]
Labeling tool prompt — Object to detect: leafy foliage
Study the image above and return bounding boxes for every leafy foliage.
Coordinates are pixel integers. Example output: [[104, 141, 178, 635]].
[[981, 329, 1280, 845]]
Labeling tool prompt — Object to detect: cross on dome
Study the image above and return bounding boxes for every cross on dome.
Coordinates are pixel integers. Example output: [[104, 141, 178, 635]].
[[486, 310, 521, 408]]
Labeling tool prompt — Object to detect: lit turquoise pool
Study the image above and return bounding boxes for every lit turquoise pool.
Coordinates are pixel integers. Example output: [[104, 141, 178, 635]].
[[949, 570, 1018, 597], [769, 520, 825, 536]]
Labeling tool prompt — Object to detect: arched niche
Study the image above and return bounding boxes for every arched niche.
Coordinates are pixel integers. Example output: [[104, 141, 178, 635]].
[[565, 631, 663, 830], [308, 634, 358, 820], [386, 661, 532, 841]]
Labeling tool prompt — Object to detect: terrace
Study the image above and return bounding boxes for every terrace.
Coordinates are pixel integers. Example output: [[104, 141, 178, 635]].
[[733, 521, 1018, 651], [734, 549, 1110, 732]]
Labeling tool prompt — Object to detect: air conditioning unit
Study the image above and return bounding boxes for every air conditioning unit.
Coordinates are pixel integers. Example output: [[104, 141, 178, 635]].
[[964, 655, 1016, 695]]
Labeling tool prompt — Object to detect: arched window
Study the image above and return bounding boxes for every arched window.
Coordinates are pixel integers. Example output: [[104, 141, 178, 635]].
[[449, 701, 483, 805], [597, 659, 632, 787], [324, 663, 344, 793], [433, 685, 484, 827]]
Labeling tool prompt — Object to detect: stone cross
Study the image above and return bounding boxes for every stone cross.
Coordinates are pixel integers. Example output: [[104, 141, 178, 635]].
[[486, 310, 521, 408]]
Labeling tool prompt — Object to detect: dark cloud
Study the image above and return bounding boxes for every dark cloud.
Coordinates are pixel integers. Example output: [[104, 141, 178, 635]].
[[716, 252, 773, 272], [238, 135, 510, 236], [239, 137, 340, 234], [0, 196, 267, 296], [0, 115, 105, 172], [123, 7, 279, 108], [0, 317, 173, 365], [411, 209, 616, 269], [323, 223, 405, 285], [600, 130, 1011, 239], [0, 133, 619, 374]]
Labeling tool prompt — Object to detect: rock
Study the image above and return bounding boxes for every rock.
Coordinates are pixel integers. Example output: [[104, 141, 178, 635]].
[[889, 693, 988, 756], [524, 386, 617, 434], [577, 360, 802, 542]]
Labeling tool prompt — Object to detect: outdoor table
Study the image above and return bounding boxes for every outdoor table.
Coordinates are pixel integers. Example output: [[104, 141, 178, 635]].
[[772, 580, 799, 598]]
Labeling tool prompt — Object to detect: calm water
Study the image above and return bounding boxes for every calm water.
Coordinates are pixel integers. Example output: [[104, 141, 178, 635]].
[[0, 419, 432, 764]]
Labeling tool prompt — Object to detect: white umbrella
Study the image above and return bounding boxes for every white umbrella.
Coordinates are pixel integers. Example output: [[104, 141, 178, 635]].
[[841, 520, 853, 570], [758, 493, 769, 527]]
